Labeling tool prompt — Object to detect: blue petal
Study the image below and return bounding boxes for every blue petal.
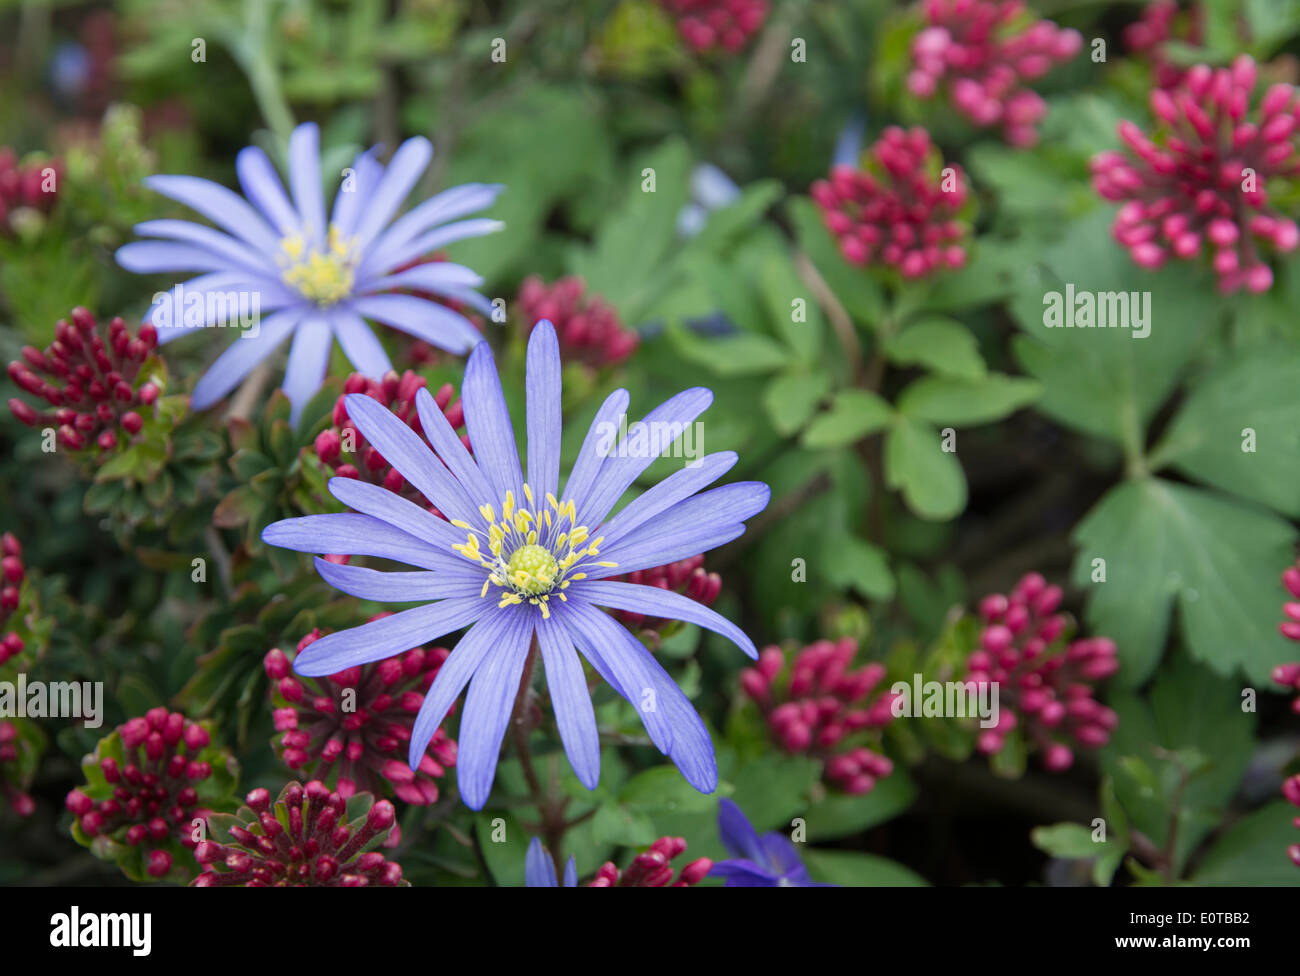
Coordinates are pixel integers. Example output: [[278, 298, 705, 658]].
[[313, 557, 482, 602], [342, 393, 479, 526], [351, 136, 433, 250], [536, 612, 600, 791], [561, 389, 629, 513], [595, 451, 738, 547], [116, 240, 242, 275], [717, 798, 766, 862], [559, 600, 717, 793], [708, 859, 780, 887], [281, 316, 333, 427], [587, 522, 747, 579], [132, 219, 267, 274], [525, 837, 557, 887], [579, 387, 714, 526], [141, 174, 281, 256], [261, 513, 457, 571], [236, 146, 300, 236], [362, 218, 504, 280], [563, 856, 578, 888], [364, 183, 504, 274], [569, 580, 757, 659], [451, 608, 534, 810], [293, 596, 487, 676], [526, 321, 563, 502], [287, 122, 326, 245], [189, 308, 300, 410], [330, 148, 382, 238], [407, 604, 515, 769], [362, 261, 484, 294], [348, 294, 483, 354], [593, 482, 770, 575], [462, 340, 525, 505], [329, 308, 392, 378], [147, 272, 300, 342], [414, 386, 495, 516], [326, 476, 466, 553]]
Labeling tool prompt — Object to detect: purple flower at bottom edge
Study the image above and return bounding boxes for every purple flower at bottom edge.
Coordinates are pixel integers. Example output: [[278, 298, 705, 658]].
[[709, 798, 836, 887], [526, 837, 577, 887], [260, 321, 770, 809], [117, 121, 504, 425]]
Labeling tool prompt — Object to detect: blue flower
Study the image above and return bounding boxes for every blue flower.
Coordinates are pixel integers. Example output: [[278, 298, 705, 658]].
[[709, 798, 835, 887], [260, 321, 769, 809], [525, 837, 577, 887], [117, 122, 503, 423]]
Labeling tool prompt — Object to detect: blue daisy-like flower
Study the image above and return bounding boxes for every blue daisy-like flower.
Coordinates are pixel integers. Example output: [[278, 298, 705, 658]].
[[709, 798, 835, 887], [117, 121, 503, 423], [260, 320, 769, 809], [525, 837, 577, 887]]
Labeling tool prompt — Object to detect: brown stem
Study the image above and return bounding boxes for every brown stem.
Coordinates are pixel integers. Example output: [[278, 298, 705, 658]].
[[509, 638, 568, 867]]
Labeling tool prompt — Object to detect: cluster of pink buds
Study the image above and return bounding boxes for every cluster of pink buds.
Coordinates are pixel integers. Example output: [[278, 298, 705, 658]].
[[1273, 558, 1300, 714], [611, 555, 721, 645], [590, 836, 712, 886], [742, 638, 897, 795], [1123, 1, 1204, 90], [907, 0, 1083, 146], [389, 252, 484, 366], [1283, 774, 1300, 868], [0, 149, 59, 232], [659, 0, 768, 54], [194, 781, 405, 886], [966, 573, 1119, 771], [8, 307, 159, 451], [0, 720, 35, 816], [517, 276, 639, 369], [1091, 55, 1300, 294], [313, 370, 467, 521], [1, 533, 26, 669], [811, 126, 970, 277], [65, 709, 217, 878], [265, 626, 457, 807]]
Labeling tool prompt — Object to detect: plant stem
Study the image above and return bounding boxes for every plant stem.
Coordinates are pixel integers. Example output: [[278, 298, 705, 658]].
[[509, 639, 568, 867]]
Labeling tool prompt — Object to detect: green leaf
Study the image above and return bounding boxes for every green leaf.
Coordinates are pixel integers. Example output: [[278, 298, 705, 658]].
[[884, 417, 967, 520], [762, 371, 831, 436], [801, 389, 892, 448], [822, 535, 894, 600], [569, 137, 693, 320], [805, 768, 917, 841], [801, 849, 928, 886], [666, 325, 790, 376], [758, 252, 825, 364], [1101, 653, 1256, 876], [1193, 803, 1300, 885], [1031, 823, 1103, 860], [896, 373, 1041, 426], [1151, 348, 1300, 516], [474, 812, 529, 887], [885, 316, 987, 379], [1072, 477, 1297, 685], [1009, 207, 1219, 447]]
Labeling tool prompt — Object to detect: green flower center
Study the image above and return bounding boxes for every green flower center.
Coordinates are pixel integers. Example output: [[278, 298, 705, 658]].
[[505, 544, 559, 596]]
